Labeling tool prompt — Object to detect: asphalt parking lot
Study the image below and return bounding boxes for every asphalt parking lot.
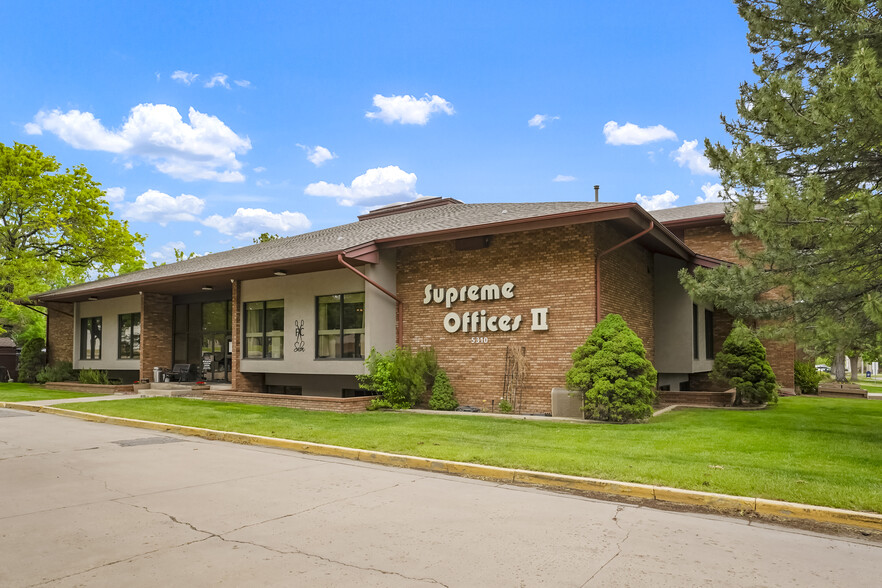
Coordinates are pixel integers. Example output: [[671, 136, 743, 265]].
[[1, 408, 880, 587]]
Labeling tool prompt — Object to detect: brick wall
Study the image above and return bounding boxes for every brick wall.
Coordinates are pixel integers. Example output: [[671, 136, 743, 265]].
[[203, 390, 377, 412], [682, 224, 795, 390], [139, 293, 173, 381], [398, 223, 655, 414], [598, 224, 655, 360], [45, 302, 74, 365], [230, 279, 264, 393]]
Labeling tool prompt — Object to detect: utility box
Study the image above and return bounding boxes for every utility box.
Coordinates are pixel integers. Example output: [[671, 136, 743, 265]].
[[153, 367, 163, 383], [551, 388, 584, 419]]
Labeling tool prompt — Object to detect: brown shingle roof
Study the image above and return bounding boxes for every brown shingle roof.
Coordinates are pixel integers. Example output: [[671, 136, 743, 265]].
[[35, 201, 624, 300], [649, 202, 726, 223]]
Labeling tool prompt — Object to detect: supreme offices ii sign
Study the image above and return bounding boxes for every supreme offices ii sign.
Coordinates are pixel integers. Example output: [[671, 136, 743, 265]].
[[422, 282, 548, 333]]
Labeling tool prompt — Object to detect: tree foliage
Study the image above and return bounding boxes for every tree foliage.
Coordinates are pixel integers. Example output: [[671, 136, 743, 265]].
[[17, 337, 44, 383], [566, 314, 657, 423], [710, 321, 778, 406], [682, 2, 882, 364], [0, 143, 145, 325]]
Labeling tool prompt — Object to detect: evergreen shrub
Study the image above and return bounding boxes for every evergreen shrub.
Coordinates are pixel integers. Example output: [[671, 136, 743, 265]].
[[794, 360, 821, 395], [566, 314, 657, 423], [710, 321, 778, 405], [357, 346, 438, 409], [36, 361, 74, 384], [78, 368, 110, 385], [17, 337, 45, 383], [429, 369, 458, 410]]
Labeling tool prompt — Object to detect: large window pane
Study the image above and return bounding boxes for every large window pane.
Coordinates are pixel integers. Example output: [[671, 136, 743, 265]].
[[203, 301, 227, 333], [244, 302, 265, 358], [243, 300, 284, 359], [317, 292, 365, 359], [118, 313, 140, 359], [80, 317, 102, 360], [266, 300, 284, 359]]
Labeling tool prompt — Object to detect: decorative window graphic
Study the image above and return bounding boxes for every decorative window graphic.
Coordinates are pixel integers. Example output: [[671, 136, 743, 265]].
[[293, 319, 305, 352]]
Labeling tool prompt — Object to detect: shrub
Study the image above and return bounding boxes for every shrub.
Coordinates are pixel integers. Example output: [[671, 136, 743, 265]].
[[566, 314, 657, 423], [710, 321, 778, 405], [17, 337, 45, 383], [357, 346, 438, 409], [429, 370, 458, 410], [36, 361, 74, 384], [79, 368, 110, 385], [794, 360, 821, 395], [497, 399, 513, 414]]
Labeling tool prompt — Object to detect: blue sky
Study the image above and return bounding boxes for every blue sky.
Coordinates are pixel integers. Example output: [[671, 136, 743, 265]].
[[2, 1, 753, 263]]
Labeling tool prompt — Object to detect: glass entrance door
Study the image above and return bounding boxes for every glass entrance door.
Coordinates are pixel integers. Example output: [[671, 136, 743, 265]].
[[173, 299, 232, 382]]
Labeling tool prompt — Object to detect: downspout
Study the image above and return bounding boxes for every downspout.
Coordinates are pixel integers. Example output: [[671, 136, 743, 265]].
[[337, 253, 403, 347], [595, 222, 654, 324]]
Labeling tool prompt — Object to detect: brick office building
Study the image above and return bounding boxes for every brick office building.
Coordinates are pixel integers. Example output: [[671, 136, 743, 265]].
[[32, 198, 791, 412]]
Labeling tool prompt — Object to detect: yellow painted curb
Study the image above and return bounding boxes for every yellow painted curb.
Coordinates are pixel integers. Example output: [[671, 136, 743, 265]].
[[5, 402, 882, 532]]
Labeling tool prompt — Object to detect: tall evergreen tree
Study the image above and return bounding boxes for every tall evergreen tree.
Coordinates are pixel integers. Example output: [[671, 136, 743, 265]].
[[682, 1, 882, 374]]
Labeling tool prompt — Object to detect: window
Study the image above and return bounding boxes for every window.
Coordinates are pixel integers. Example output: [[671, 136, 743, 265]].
[[118, 313, 141, 359], [316, 292, 364, 358], [704, 309, 715, 359], [80, 317, 102, 360], [244, 300, 284, 359], [692, 304, 699, 360]]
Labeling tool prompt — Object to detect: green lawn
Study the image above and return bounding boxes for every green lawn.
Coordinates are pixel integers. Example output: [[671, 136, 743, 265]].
[[54, 395, 882, 513], [0, 382, 102, 402]]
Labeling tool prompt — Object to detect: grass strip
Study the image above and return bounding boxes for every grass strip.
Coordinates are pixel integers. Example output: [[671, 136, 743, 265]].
[[0, 383, 103, 402], [57, 395, 882, 513]]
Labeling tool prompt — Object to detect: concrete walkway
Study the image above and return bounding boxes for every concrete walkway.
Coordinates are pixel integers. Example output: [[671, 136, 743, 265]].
[[1, 408, 880, 587]]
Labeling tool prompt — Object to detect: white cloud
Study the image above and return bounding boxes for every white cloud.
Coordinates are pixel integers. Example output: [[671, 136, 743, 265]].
[[552, 174, 576, 182], [305, 165, 422, 207], [253, 166, 266, 173], [193, 229, 202, 236], [528, 114, 559, 129], [23, 122, 42, 135], [171, 70, 198, 85], [297, 144, 337, 167], [636, 190, 679, 211], [150, 241, 188, 261], [205, 73, 230, 89], [203, 208, 311, 240], [234, 79, 251, 88], [104, 186, 126, 203], [673, 139, 715, 175], [603, 121, 677, 145], [27, 104, 251, 182], [697, 182, 725, 203], [365, 94, 454, 125], [121, 189, 206, 226]]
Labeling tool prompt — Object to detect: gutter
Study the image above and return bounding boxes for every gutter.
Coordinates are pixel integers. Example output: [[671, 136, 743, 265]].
[[595, 221, 654, 323], [337, 253, 403, 347]]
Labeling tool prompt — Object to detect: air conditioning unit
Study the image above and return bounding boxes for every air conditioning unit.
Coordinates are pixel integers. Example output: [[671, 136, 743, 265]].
[[551, 388, 584, 419]]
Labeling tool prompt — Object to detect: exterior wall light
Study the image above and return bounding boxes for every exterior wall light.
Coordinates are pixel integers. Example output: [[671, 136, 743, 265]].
[[202, 286, 213, 291], [87, 296, 98, 301], [273, 270, 287, 276]]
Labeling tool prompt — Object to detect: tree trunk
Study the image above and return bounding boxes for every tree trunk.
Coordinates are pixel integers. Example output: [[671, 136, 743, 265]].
[[832, 352, 847, 382], [849, 355, 861, 382]]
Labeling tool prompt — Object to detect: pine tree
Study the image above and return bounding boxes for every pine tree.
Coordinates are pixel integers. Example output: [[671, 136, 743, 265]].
[[710, 322, 778, 406], [429, 370, 458, 411], [566, 314, 657, 423], [682, 1, 882, 369]]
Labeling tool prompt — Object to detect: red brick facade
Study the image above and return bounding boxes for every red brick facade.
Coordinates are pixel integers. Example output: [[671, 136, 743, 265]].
[[397, 224, 654, 414], [139, 293, 173, 381], [45, 302, 74, 366]]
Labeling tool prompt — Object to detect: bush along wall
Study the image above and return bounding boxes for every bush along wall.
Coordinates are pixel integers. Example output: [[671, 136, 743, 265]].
[[710, 320, 778, 405], [566, 314, 657, 423]]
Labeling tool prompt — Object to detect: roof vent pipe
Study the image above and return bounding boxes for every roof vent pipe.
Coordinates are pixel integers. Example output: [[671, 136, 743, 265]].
[[594, 185, 600, 202]]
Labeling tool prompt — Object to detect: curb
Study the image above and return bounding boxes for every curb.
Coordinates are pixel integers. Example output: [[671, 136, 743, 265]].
[[3, 401, 881, 533]]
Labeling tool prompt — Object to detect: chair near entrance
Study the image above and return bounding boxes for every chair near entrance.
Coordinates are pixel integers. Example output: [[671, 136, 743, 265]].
[[161, 364, 194, 383]]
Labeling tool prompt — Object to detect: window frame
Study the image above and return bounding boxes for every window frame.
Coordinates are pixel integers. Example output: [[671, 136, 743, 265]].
[[242, 299, 284, 359], [704, 309, 715, 359], [315, 291, 365, 360], [692, 304, 699, 360], [80, 316, 102, 360], [117, 312, 141, 360]]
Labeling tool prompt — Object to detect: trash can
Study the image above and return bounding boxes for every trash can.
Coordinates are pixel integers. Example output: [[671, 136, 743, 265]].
[[153, 366, 162, 382]]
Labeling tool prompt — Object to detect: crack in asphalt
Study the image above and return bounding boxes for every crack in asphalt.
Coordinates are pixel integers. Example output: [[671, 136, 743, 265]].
[[580, 506, 632, 587], [117, 502, 449, 587]]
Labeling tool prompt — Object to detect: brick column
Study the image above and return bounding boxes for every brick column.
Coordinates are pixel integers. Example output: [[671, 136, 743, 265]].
[[139, 293, 173, 381], [45, 302, 74, 365], [231, 279, 263, 393]]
